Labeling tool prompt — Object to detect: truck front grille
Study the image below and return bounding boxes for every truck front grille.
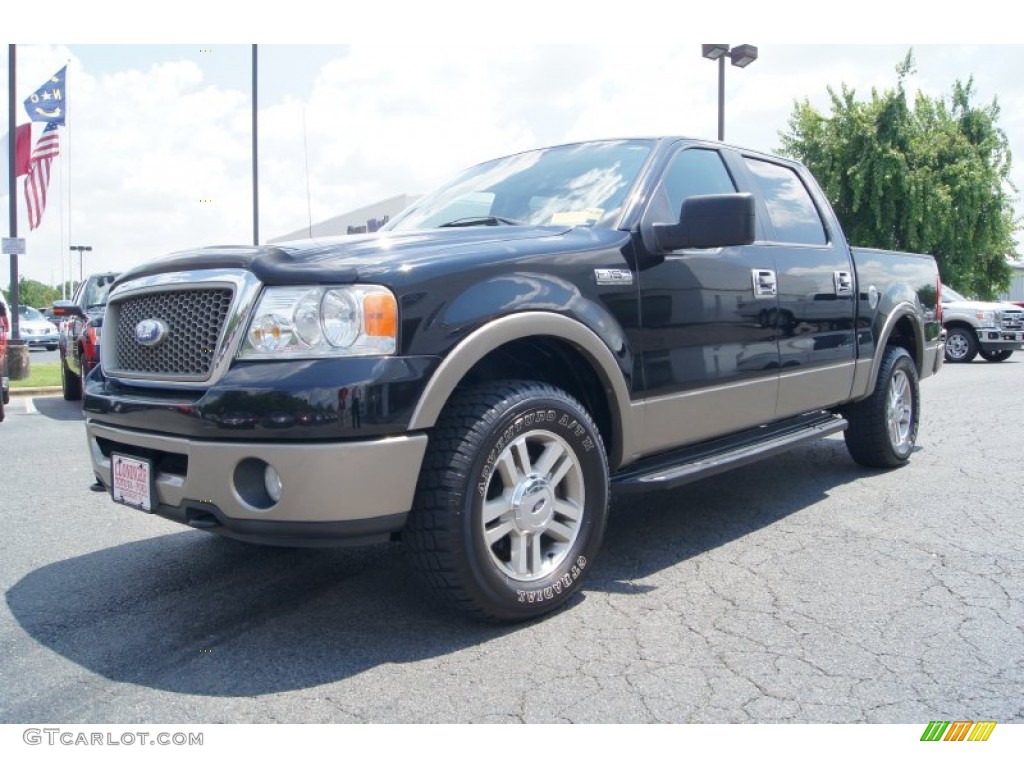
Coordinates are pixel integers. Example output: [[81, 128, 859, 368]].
[[108, 288, 234, 379], [1000, 311, 1023, 330]]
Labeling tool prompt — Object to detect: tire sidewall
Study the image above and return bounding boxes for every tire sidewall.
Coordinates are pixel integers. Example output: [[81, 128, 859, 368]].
[[457, 389, 608, 619]]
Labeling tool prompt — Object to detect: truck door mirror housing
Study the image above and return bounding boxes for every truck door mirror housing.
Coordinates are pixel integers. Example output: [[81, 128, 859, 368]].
[[53, 300, 85, 319], [653, 193, 755, 252]]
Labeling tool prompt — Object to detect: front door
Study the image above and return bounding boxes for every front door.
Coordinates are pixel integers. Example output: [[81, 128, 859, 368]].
[[635, 145, 780, 455]]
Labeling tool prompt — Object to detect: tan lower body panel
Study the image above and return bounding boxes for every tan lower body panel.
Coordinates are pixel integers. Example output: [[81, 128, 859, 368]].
[[87, 421, 427, 523], [635, 377, 778, 458], [776, 361, 856, 419]]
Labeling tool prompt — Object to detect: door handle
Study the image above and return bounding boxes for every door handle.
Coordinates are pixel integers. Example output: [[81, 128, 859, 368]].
[[834, 270, 854, 296], [752, 269, 777, 297]]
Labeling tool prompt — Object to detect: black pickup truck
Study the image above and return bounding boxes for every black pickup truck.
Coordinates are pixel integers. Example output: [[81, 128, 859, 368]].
[[82, 138, 944, 621]]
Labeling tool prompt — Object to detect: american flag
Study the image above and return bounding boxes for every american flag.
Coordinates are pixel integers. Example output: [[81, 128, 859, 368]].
[[24, 122, 60, 230]]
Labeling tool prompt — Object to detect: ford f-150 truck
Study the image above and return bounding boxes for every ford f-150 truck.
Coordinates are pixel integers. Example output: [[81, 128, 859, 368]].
[[82, 138, 944, 621]]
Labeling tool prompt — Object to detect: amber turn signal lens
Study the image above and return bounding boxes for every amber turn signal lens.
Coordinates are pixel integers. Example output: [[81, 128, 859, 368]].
[[363, 293, 397, 338]]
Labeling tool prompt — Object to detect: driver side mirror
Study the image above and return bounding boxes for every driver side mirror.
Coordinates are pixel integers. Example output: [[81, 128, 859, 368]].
[[652, 193, 756, 252]]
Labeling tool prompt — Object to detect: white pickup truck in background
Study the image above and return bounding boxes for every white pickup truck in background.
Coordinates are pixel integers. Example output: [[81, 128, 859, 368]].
[[941, 284, 1024, 362]]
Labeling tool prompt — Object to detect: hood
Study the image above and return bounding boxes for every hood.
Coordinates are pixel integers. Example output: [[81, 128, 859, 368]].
[[19, 318, 58, 333], [944, 298, 1023, 313], [114, 225, 592, 287]]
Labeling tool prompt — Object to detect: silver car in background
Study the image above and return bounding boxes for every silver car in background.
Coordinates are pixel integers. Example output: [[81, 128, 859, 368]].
[[17, 305, 60, 350]]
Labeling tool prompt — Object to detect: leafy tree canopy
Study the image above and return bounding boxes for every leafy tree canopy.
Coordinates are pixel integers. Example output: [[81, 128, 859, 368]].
[[17, 278, 61, 309], [777, 51, 1018, 299]]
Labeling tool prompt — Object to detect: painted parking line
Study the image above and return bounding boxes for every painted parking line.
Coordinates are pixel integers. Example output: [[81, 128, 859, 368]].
[[23, 397, 38, 415]]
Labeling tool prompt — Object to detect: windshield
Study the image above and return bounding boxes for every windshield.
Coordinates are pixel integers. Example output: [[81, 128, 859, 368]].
[[942, 285, 967, 302], [19, 306, 44, 321], [82, 274, 118, 307], [384, 140, 655, 231]]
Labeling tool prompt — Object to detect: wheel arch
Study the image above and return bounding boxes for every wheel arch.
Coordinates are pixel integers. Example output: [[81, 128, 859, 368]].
[[865, 304, 926, 390], [407, 312, 635, 469], [942, 319, 977, 335]]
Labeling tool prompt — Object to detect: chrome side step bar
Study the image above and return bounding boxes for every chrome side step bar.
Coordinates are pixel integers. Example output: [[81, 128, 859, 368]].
[[612, 412, 848, 492]]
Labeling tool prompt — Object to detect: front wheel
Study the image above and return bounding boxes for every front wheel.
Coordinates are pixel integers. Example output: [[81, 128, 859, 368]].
[[944, 327, 978, 363], [843, 346, 920, 468], [978, 349, 1013, 362], [405, 381, 609, 622]]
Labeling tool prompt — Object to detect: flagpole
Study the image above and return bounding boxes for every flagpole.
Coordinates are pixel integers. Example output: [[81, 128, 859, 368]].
[[7, 44, 23, 345], [65, 58, 71, 298], [252, 44, 259, 246]]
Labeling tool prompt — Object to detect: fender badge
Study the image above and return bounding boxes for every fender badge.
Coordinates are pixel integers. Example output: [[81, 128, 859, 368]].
[[594, 268, 633, 286]]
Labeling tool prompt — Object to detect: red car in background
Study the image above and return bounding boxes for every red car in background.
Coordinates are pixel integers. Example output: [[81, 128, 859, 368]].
[[53, 272, 119, 401]]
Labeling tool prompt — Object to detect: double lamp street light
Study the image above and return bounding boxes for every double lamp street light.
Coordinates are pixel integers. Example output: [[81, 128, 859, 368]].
[[69, 244, 92, 285], [702, 44, 758, 141]]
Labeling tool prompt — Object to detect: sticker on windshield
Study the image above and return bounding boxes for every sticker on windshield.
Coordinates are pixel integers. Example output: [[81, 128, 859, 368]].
[[549, 208, 604, 226]]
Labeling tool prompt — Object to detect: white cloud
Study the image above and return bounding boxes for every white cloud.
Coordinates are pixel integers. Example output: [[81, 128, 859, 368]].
[[3, 42, 1024, 289]]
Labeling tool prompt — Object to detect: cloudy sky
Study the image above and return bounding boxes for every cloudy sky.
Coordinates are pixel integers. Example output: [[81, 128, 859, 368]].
[[2, 4, 1020, 291]]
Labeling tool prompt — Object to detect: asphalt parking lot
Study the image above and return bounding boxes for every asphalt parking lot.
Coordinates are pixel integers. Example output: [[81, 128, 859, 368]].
[[1, 361, 1021, 723]]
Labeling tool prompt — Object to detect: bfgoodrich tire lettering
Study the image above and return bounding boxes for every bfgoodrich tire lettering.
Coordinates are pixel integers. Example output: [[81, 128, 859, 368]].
[[843, 346, 919, 468], [405, 381, 608, 622]]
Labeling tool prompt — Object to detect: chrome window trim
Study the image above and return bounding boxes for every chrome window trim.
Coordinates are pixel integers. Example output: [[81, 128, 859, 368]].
[[102, 269, 263, 388]]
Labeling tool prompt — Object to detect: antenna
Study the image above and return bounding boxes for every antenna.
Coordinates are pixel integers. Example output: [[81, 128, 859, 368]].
[[303, 107, 312, 238]]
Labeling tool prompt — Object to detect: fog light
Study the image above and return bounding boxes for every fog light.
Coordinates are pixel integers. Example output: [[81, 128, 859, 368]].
[[264, 464, 282, 503]]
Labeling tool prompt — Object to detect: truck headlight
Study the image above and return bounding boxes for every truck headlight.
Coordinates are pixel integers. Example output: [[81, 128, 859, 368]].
[[974, 310, 995, 326], [239, 285, 397, 359]]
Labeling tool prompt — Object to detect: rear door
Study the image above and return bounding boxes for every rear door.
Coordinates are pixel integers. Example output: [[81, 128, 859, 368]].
[[736, 154, 857, 417]]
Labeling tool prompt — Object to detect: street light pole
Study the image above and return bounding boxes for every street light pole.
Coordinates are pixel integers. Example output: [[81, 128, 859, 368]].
[[69, 244, 92, 284], [702, 44, 759, 141]]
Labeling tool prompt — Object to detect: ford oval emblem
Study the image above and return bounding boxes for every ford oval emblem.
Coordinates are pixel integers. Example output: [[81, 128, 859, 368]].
[[135, 319, 169, 347]]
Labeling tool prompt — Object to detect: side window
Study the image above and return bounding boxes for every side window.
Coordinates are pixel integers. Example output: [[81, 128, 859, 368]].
[[743, 158, 827, 245], [648, 148, 736, 223]]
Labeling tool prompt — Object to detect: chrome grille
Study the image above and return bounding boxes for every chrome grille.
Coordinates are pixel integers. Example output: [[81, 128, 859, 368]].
[[1000, 311, 1023, 330], [111, 288, 234, 377]]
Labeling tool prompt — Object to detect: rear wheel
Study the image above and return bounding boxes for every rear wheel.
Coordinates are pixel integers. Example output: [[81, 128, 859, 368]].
[[844, 346, 919, 468], [944, 327, 978, 363], [61, 357, 82, 401], [978, 349, 1012, 362], [405, 381, 609, 622]]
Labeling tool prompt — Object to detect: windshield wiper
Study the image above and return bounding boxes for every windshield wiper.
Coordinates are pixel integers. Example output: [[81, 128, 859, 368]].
[[437, 216, 523, 228]]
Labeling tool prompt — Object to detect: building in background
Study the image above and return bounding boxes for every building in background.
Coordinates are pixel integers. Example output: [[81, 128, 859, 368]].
[[270, 194, 419, 243], [999, 259, 1024, 303]]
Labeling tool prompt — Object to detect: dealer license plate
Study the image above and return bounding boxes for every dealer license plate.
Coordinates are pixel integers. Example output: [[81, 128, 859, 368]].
[[110, 453, 154, 512]]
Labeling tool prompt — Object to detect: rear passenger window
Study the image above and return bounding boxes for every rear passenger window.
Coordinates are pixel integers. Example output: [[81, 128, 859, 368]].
[[648, 148, 736, 223], [743, 158, 827, 245]]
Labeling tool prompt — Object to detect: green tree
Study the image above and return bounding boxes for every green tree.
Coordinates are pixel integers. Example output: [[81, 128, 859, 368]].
[[16, 277, 60, 309], [777, 52, 1018, 299]]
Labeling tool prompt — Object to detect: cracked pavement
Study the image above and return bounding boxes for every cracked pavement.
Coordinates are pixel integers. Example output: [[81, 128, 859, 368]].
[[1, 360, 1022, 723]]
